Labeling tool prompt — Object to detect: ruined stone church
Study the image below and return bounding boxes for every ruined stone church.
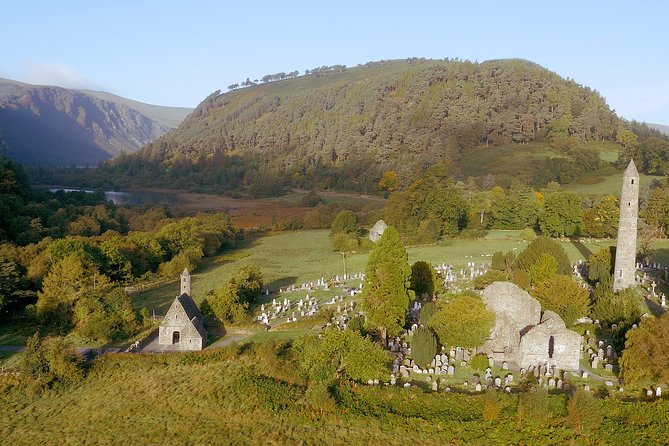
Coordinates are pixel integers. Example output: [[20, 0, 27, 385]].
[[158, 268, 206, 351], [482, 282, 582, 371]]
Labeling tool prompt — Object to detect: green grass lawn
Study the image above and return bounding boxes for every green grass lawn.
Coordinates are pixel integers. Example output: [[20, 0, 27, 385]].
[[564, 166, 664, 195], [132, 230, 630, 316]]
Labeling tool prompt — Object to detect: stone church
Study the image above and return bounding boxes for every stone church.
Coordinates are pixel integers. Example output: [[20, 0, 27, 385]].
[[158, 268, 206, 351], [482, 282, 582, 370]]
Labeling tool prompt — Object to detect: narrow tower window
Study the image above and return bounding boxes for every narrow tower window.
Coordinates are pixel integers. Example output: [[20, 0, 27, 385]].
[[619, 270, 623, 277], [548, 336, 555, 359], [631, 179, 635, 184], [628, 202, 631, 206]]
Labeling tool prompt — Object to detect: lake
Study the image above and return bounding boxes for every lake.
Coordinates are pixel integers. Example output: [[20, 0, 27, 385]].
[[46, 187, 180, 206]]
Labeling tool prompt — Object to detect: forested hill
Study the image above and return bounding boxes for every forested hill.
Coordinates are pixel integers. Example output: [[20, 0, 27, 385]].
[[109, 58, 633, 193], [0, 78, 192, 166]]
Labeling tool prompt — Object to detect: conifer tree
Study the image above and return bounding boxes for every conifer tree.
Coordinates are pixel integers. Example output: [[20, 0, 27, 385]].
[[362, 226, 413, 344]]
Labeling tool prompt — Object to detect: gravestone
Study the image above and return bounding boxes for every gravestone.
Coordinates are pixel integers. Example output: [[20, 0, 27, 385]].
[[502, 361, 509, 370], [448, 365, 455, 376], [494, 377, 502, 387], [549, 378, 556, 387], [656, 387, 662, 397], [475, 383, 482, 392], [557, 379, 563, 389], [432, 381, 438, 391]]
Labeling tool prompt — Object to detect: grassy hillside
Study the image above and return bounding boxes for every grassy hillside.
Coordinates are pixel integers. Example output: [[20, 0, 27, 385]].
[[1, 342, 668, 445], [108, 58, 629, 193], [132, 229, 623, 316]]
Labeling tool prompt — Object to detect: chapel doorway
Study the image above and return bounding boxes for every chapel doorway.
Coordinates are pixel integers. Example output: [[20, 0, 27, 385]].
[[548, 336, 555, 358], [172, 331, 180, 344]]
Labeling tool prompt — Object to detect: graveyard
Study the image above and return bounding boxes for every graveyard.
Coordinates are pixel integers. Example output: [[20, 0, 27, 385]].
[[125, 226, 669, 401]]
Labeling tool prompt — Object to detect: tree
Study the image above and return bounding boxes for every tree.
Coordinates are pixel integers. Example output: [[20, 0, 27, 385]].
[[329, 210, 360, 252], [532, 275, 589, 326], [582, 195, 619, 238], [73, 288, 138, 342], [591, 287, 644, 326], [528, 253, 558, 286], [378, 170, 398, 192], [428, 295, 494, 348], [566, 389, 602, 436], [411, 326, 437, 368], [410, 260, 436, 297], [20, 332, 84, 391], [362, 227, 413, 343], [620, 313, 669, 386], [296, 329, 390, 383], [202, 281, 248, 324], [539, 191, 582, 237], [587, 247, 614, 283], [516, 236, 571, 275], [231, 265, 263, 304]]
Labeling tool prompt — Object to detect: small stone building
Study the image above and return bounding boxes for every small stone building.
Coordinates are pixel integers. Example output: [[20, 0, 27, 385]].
[[158, 269, 206, 351], [369, 220, 388, 242], [482, 282, 581, 370]]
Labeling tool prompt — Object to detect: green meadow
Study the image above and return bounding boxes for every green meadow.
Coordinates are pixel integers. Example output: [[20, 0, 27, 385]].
[[132, 229, 635, 316]]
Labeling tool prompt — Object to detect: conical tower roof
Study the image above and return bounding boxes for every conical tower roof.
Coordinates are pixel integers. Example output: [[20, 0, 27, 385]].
[[623, 159, 639, 177]]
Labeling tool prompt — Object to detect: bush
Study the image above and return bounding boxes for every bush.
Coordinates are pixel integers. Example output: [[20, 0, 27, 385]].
[[411, 327, 437, 368], [470, 353, 489, 371], [516, 236, 571, 275], [20, 332, 84, 392], [428, 295, 495, 349], [472, 270, 508, 289], [519, 228, 537, 241], [347, 315, 366, 336], [419, 302, 437, 326], [301, 190, 323, 207], [410, 260, 436, 297]]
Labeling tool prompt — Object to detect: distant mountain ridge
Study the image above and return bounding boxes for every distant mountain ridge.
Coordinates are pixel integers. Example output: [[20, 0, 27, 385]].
[[0, 78, 192, 166]]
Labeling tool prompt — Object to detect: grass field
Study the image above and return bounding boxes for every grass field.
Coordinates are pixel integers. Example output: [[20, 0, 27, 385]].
[[564, 166, 664, 195], [132, 229, 643, 316]]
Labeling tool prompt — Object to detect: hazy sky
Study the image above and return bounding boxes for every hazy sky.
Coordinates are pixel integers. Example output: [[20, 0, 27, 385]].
[[2, 1, 668, 123]]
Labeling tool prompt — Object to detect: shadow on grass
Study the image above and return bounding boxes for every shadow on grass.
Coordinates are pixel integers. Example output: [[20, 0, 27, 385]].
[[570, 238, 595, 260]]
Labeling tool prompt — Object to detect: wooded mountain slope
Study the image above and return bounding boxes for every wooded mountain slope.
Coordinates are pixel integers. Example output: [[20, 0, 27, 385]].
[[0, 79, 192, 166], [120, 58, 624, 191]]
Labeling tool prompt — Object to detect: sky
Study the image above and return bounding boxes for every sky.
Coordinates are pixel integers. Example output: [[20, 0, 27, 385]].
[[2, 0, 668, 123]]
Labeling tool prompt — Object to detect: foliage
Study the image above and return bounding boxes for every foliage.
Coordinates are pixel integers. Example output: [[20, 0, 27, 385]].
[[516, 236, 571, 275], [566, 389, 603, 436], [300, 190, 323, 207], [472, 270, 508, 289], [410, 260, 436, 297], [411, 326, 437, 368], [516, 387, 567, 426], [531, 275, 589, 326], [591, 286, 644, 326], [106, 59, 626, 194], [362, 227, 413, 340], [582, 195, 619, 238], [528, 253, 558, 286], [418, 302, 437, 326], [587, 247, 614, 283], [73, 288, 138, 342], [329, 210, 360, 252], [347, 315, 366, 336], [491, 251, 505, 270], [620, 313, 669, 386], [470, 353, 489, 371], [428, 295, 495, 348], [295, 329, 390, 384], [230, 265, 264, 304], [623, 136, 669, 175], [202, 282, 248, 324], [20, 332, 84, 391], [539, 191, 583, 237]]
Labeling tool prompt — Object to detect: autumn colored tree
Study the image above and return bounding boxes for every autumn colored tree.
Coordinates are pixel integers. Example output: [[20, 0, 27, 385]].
[[378, 170, 398, 192], [582, 195, 619, 238], [532, 275, 589, 326], [539, 191, 582, 237], [620, 313, 669, 386]]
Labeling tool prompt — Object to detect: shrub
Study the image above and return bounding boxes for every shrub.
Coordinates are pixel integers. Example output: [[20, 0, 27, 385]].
[[472, 270, 508, 289], [470, 353, 489, 371], [411, 326, 437, 368], [428, 295, 495, 349], [410, 260, 436, 297], [419, 302, 437, 326]]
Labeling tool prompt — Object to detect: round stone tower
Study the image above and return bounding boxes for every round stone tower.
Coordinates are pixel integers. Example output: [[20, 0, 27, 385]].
[[613, 160, 639, 292], [180, 268, 192, 296]]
